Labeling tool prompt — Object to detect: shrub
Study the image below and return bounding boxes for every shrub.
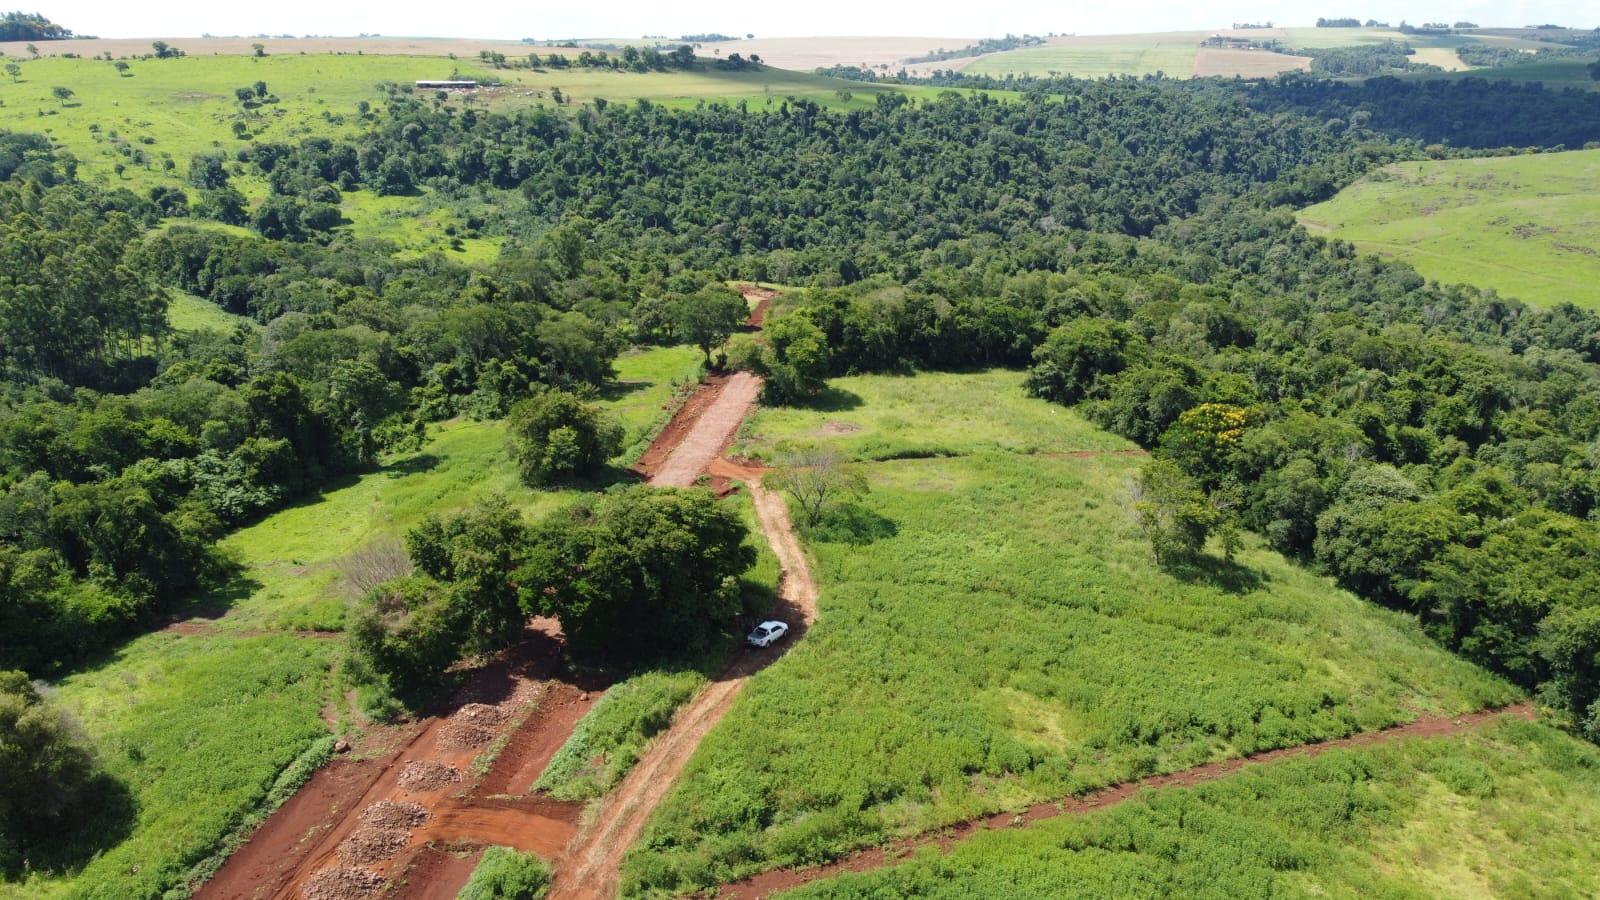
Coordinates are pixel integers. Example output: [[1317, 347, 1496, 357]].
[[0, 670, 101, 872], [506, 390, 622, 487], [457, 846, 550, 900]]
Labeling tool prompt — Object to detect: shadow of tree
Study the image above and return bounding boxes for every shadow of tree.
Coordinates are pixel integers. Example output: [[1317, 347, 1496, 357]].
[[794, 386, 864, 413], [1163, 554, 1267, 595], [597, 379, 651, 403], [384, 452, 442, 478], [802, 503, 898, 546], [6, 771, 136, 877]]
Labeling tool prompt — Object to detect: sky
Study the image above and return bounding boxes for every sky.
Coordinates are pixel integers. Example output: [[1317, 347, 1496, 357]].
[[33, 0, 1598, 40]]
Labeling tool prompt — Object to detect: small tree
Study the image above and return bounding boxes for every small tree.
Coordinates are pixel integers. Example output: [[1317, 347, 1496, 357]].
[[507, 390, 623, 486], [4, 63, 19, 82], [0, 671, 100, 871], [252, 42, 266, 58], [1131, 458, 1220, 565], [113, 60, 129, 76], [254, 79, 268, 97], [51, 85, 73, 106], [671, 284, 747, 365], [24, 43, 37, 58], [766, 446, 868, 527]]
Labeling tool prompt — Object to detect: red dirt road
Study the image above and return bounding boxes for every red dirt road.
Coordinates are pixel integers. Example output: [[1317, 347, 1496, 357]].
[[649, 372, 763, 488], [548, 386, 818, 900], [716, 701, 1537, 898], [199, 621, 598, 900]]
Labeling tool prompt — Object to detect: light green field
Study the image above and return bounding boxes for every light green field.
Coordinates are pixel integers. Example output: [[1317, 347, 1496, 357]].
[[1280, 26, 1549, 51], [166, 290, 256, 332], [1298, 149, 1600, 309], [623, 370, 1516, 896], [0, 345, 700, 900], [786, 719, 1600, 898], [962, 33, 1204, 78]]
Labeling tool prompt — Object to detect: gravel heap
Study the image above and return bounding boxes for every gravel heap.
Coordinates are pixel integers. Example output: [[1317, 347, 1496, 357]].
[[301, 867, 385, 900], [335, 826, 410, 865], [358, 800, 429, 829], [397, 760, 461, 791]]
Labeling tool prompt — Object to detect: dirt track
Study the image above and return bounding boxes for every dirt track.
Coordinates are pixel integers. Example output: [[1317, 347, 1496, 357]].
[[649, 372, 763, 488], [550, 307, 817, 898], [199, 621, 598, 900], [716, 701, 1537, 898]]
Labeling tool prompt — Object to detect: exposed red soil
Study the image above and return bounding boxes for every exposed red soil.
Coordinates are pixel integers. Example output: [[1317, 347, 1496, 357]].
[[715, 701, 1538, 899], [632, 374, 730, 480], [198, 620, 594, 900], [739, 284, 779, 328], [386, 845, 481, 900], [648, 372, 763, 489]]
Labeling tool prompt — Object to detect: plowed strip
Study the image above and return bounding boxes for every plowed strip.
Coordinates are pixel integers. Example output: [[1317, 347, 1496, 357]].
[[716, 701, 1537, 899]]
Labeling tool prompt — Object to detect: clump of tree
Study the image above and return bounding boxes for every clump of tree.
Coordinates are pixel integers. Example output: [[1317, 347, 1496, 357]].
[[0, 671, 102, 872], [1131, 459, 1236, 565], [507, 390, 623, 486], [0, 11, 82, 41], [517, 487, 756, 658], [731, 311, 829, 405], [671, 284, 747, 366], [150, 41, 184, 59]]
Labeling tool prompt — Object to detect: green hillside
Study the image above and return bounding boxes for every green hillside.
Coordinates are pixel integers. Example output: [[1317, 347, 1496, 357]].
[[1298, 149, 1600, 309]]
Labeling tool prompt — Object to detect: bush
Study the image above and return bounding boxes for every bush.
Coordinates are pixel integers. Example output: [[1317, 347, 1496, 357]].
[[457, 846, 550, 900], [506, 390, 623, 487], [0, 670, 101, 872]]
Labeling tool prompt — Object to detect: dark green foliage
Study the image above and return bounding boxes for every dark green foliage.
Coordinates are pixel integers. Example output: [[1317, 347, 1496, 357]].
[[671, 284, 747, 365], [1305, 42, 1430, 76], [0, 670, 100, 871], [352, 499, 531, 698], [0, 12, 78, 41], [516, 487, 755, 658], [506, 390, 623, 486], [1133, 458, 1221, 564], [1025, 318, 1133, 405], [752, 313, 830, 405]]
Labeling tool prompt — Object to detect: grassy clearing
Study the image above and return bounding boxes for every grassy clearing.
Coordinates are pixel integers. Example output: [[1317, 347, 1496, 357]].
[[0, 346, 697, 900], [166, 290, 255, 333], [1298, 149, 1600, 309], [784, 719, 1600, 898], [2, 635, 335, 900], [535, 483, 782, 802], [622, 370, 1515, 895], [962, 33, 1203, 78], [733, 369, 1129, 461]]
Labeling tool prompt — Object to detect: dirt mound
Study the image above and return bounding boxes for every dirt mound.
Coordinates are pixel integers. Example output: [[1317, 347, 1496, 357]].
[[336, 826, 411, 865], [358, 800, 429, 830], [438, 702, 509, 750], [398, 761, 461, 792], [301, 867, 385, 900]]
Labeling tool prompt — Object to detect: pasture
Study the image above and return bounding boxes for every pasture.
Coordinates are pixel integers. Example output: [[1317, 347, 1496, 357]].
[[0, 345, 700, 900], [960, 33, 1206, 78], [786, 719, 1600, 898], [1298, 149, 1600, 310], [622, 370, 1516, 896]]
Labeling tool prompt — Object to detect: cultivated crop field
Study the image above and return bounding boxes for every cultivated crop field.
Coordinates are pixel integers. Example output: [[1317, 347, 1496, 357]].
[[960, 33, 1209, 78], [786, 719, 1600, 897], [623, 369, 1517, 895], [0, 346, 701, 900], [1298, 149, 1600, 309]]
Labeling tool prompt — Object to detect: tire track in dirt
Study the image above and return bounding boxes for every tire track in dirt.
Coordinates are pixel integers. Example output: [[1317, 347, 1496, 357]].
[[714, 701, 1537, 899], [198, 621, 599, 900], [649, 371, 763, 489], [548, 386, 817, 900]]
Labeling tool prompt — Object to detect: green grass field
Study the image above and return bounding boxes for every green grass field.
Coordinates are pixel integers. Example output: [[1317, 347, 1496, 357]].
[[622, 370, 1516, 896], [786, 718, 1600, 898], [0, 345, 700, 900], [1298, 149, 1600, 309], [962, 33, 1204, 78]]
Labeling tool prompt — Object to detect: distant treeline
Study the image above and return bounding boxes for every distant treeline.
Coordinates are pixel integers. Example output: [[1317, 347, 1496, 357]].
[[0, 11, 87, 41], [904, 34, 1046, 64]]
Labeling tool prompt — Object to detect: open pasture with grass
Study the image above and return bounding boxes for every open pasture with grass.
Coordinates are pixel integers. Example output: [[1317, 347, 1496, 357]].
[[0, 346, 698, 900], [960, 33, 1206, 78], [622, 370, 1515, 895], [1298, 149, 1600, 309], [786, 719, 1600, 898]]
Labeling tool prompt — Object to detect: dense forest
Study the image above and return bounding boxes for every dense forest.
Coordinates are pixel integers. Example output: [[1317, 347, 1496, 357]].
[[4, 66, 1600, 746]]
